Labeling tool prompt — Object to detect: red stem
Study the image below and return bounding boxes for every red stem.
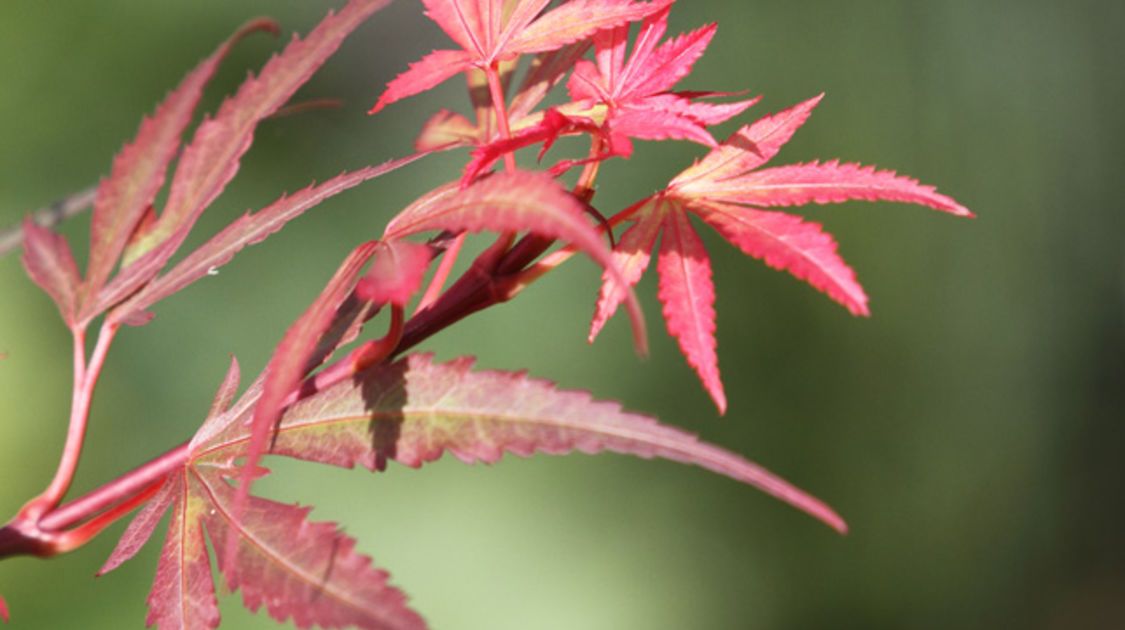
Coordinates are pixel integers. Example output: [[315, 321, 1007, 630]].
[[415, 231, 466, 313], [39, 443, 190, 532], [21, 322, 118, 522], [52, 479, 165, 554], [484, 62, 516, 173]]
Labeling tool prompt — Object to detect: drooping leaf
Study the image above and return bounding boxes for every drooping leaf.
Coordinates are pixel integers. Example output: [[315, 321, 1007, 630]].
[[656, 207, 725, 413], [105, 0, 393, 312], [195, 352, 845, 533], [20, 219, 80, 326], [99, 357, 246, 579], [589, 198, 727, 412], [142, 464, 423, 630], [82, 18, 278, 312], [385, 170, 647, 354], [370, 0, 668, 113], [232, 241, 380, 553]]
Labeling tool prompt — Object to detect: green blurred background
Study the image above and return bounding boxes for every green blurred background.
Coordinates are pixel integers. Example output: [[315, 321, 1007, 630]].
[[1, 1, 1122, 628]]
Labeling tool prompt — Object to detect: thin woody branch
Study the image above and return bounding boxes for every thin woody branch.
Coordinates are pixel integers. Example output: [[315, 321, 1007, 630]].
[[0, 186, 97, 258]]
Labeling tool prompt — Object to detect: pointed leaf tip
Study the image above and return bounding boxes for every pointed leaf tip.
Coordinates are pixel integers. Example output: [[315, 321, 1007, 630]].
[[657, 208, 726, 414]]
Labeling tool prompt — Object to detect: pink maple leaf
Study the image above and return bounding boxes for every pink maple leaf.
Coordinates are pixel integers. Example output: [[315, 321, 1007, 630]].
[[564, 6, 759, 157], [370, 0, 669, 113], [591, 94, 972, 413]]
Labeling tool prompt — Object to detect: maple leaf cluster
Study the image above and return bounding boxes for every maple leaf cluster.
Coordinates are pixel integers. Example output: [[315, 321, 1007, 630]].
[[377, 0, 971, 413], [1, 0, 970, 628]]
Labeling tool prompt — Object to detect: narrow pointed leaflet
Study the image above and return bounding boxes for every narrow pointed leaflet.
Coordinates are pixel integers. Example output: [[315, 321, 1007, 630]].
[[196, 353, 848, 533], [99, 0, 393, 318]]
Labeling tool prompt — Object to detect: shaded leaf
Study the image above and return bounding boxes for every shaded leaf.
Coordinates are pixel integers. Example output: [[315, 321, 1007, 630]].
[[507, 42, 592, 122], [462, 108, 601, 182], [108, 361, 424, 629], [415, 109, 479, 151], [197, 353, 845, 533]]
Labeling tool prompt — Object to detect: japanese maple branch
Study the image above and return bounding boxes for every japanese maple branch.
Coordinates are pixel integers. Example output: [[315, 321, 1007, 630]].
[[2, 214, 584, 560]]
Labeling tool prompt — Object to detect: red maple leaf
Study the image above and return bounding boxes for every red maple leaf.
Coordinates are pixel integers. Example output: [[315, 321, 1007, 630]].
[[458, 5, 760, 182], [563, 5, 759, 157], [590, 94, 972, 413], [370, 0, 669, 114]]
